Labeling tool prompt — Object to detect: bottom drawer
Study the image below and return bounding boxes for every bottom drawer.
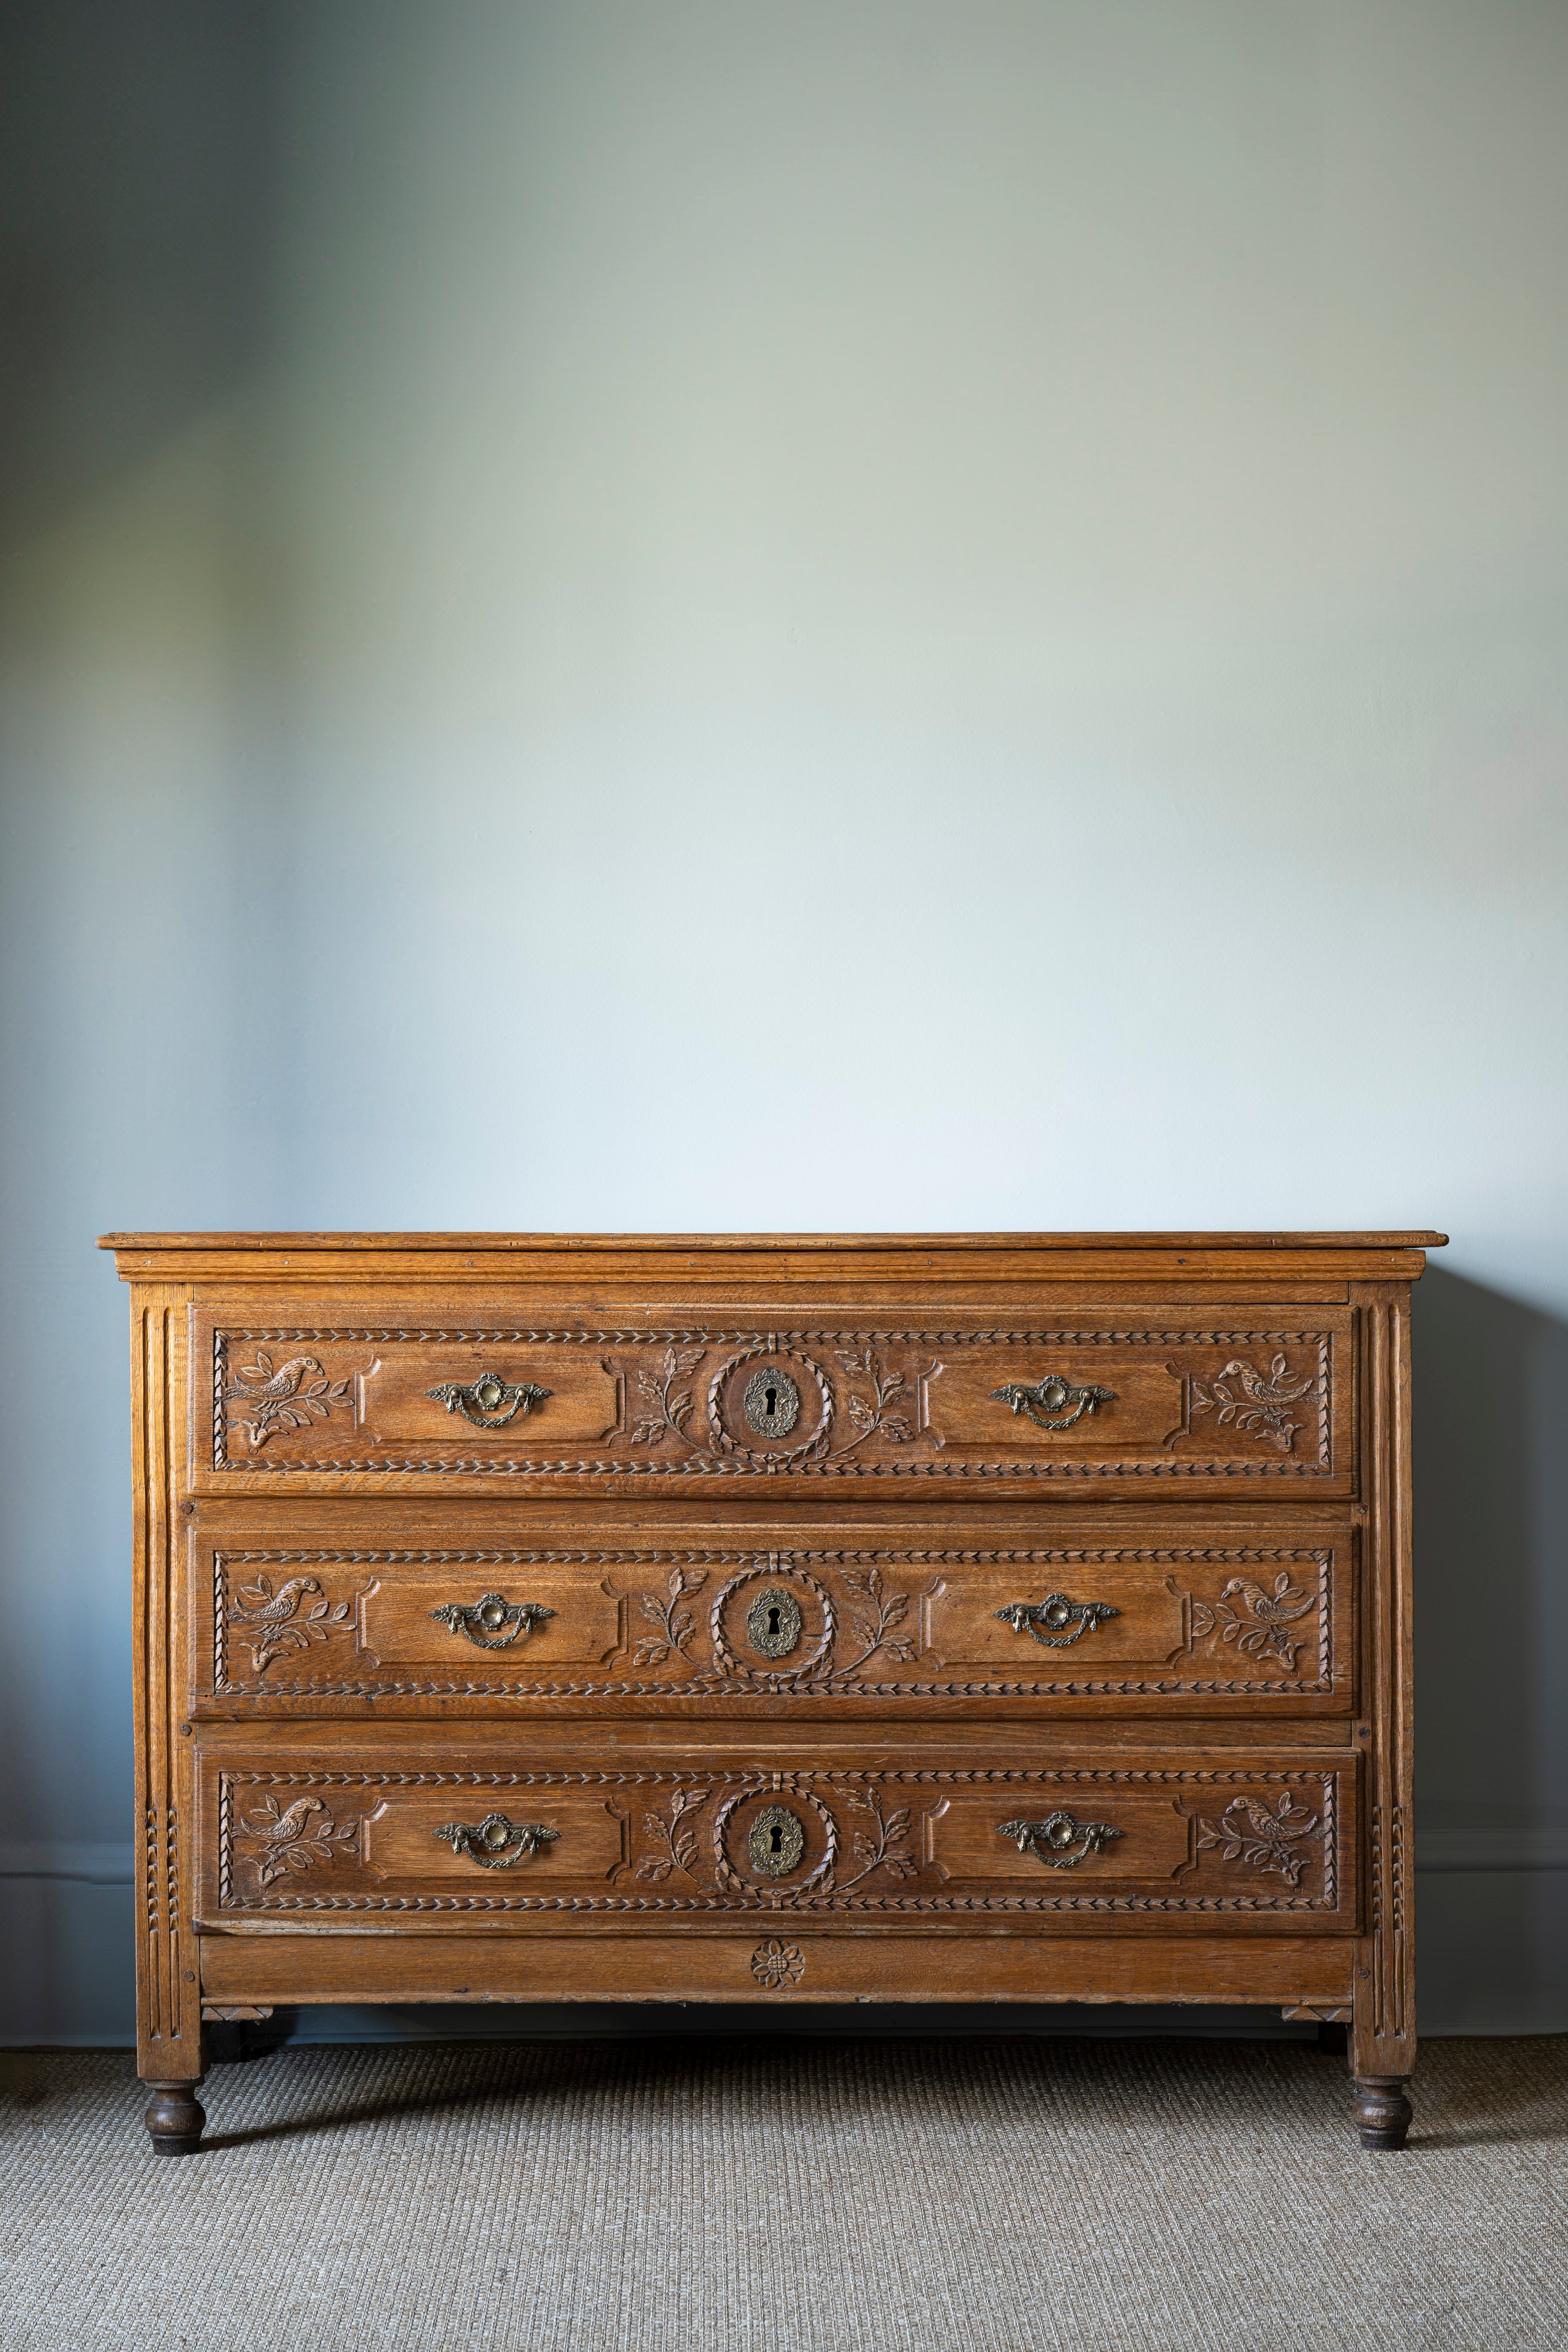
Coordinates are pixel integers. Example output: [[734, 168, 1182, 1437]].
[[196, 1743, 1358, 1933]]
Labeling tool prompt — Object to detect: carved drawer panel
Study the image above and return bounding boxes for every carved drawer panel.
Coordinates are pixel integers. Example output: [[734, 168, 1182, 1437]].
[[203, 1549, 624, 1696], [191, 1520, 1355, 1716], [195, 1745, 1358, 1932], [193, 1304, 1354, 1494]]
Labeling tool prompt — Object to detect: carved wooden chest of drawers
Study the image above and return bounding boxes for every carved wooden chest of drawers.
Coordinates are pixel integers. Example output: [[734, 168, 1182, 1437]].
[[102, 1230, 1440, 2151]]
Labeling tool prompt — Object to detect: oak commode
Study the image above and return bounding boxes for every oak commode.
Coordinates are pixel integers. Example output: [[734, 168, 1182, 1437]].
[[101, 1229, 1440, 2153]]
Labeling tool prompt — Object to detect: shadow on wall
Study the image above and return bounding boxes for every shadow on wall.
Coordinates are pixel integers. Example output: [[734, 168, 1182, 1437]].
[[1413, 1267, 1568, 2032], [0, 0, 287, 559]]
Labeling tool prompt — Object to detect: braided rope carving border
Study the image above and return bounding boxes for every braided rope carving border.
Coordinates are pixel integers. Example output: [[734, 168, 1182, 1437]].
[[143, 1808, 159, 1940], [215, 1766, 1340, 1916], [227, 1459, 1332, 1480], [217, 1327, 1333, 1345]]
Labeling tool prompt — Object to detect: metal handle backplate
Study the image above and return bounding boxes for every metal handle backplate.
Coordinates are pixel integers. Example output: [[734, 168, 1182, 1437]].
[[990, 1374, 1115, 1431], [426, 1374, 551, 1429], [432, 1814, 559, 1869], [997, 1811, 1122, 1869], [994, 1595, 1119, 1648], [429, 1593, 556, 1650]]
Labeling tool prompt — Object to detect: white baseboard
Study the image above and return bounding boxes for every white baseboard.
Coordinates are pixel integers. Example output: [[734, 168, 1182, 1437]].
[[0, 1872, 135, 2045], [0, 1840, 138, 1885], [4, 1841, 1565, 2043], [1417, 1827, 1568, 1872]]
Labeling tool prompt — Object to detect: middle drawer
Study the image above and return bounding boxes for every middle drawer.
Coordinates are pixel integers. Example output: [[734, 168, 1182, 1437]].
[[190, 1513, 1356, 1719]]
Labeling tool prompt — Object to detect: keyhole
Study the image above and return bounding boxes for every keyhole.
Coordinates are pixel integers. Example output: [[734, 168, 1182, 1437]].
[[767, 1605, 781, 1637], [770, 1823, 784, 1856], [764, 1385, 778, 1418]]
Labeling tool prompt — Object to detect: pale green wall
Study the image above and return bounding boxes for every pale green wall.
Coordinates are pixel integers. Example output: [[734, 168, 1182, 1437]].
[[2, 0, 1566, 2036]]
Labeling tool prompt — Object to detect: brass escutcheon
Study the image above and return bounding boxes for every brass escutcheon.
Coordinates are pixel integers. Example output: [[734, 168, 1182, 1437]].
[[745, 1586, 803, 1661], [743, 1367, 800, 1441], [748, 1804, 805, 1876]]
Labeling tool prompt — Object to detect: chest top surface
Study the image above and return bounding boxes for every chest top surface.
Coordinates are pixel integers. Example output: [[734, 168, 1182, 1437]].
[[101, 1232, 1440, 1497]]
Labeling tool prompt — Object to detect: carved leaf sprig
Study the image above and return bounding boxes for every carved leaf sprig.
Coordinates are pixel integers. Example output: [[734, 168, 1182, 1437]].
[[834, 1785, 918, 1890], [635, 1785, 710, 1882], [633, 1566, 708, 1668], [834, 1347, 914, 1448], [838, 1563, 916, 1672], [628, 1344, 708, 1448], [239, 1794, 360, 1889]]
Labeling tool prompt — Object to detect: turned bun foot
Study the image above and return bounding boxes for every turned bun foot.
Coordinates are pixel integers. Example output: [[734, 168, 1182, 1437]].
[[1353, 2076, 1412, 2151], [145, 2082, 206, 2156]]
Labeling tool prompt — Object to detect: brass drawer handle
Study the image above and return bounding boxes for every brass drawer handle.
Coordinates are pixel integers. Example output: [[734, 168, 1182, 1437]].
[[995, 1595, 1118, 1648], [426, 1374, 551, 1429], [991, 1374, 1115, 1430], [433, 1814, 559, 1869], [997, 1812, 1122, 1869], [430, 1593, 555, 1650]]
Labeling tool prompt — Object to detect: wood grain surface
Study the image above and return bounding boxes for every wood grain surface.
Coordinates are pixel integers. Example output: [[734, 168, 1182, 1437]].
[[108, 1231, 1435, 2148]]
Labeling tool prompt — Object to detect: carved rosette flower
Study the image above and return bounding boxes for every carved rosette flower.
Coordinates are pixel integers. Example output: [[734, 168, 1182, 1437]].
[[751, 1940, 805, 1989]]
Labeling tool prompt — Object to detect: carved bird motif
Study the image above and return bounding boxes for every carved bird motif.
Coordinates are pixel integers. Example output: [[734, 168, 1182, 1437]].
[[246, 1796, 327, 1847], [1216, 1574, 1314, 1627], [1193, 1789, 1322, 1886], [229, 1573, 320, 1626], [1216, 1355, 1313, 1408], [1230, 1794, 1318, 1846], [225, 1353, 325, 1404]]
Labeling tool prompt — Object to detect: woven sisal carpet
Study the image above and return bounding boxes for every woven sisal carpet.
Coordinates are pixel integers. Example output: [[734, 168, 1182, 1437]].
[[2, 2036, 1563, 2350]]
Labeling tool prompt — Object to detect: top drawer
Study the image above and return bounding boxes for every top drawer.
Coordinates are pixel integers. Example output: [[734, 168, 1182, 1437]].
[[192, 1303, 1356, 1496]]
